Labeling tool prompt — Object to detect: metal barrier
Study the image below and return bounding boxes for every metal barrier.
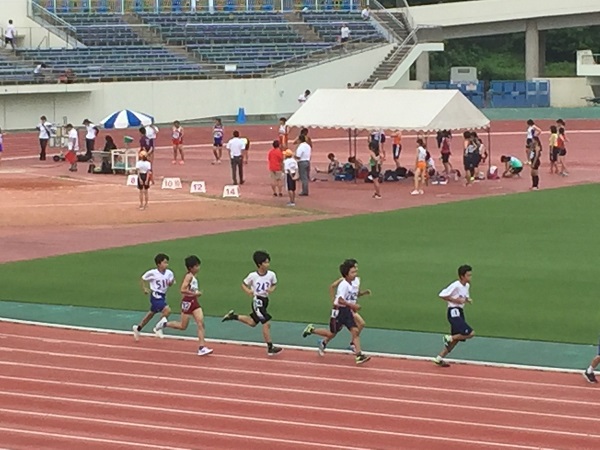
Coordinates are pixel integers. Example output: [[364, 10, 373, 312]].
[[32, 0, 368, 13]]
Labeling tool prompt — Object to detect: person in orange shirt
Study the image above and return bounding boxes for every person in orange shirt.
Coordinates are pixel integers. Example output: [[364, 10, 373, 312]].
[[267, 140, 284, 197], [391, 131, 402, 169]]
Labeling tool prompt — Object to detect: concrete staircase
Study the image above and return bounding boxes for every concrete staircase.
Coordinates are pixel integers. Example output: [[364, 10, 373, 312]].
[[121, 13, 164, 46], [372, 11, 410, 42], [283, 12, 323, 43]]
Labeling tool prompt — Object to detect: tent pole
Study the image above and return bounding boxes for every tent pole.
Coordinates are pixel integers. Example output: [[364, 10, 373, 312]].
[[353, 129, 358, 184], [348, 129, 352, 159], [487, 126, 492, 171]]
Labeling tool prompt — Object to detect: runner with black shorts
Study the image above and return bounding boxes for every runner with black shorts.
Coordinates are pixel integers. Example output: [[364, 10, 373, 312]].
[[222, 250, 283, 356]]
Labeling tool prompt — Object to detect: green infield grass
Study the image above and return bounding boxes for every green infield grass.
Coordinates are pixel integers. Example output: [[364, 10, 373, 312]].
[[1, 184, 599, 344]]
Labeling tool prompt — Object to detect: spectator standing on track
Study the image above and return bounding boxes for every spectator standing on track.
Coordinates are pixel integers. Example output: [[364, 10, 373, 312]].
[[136, 150, 152, 210], [212, 118, 224, 164], [82, 119, 98, 161], [267, 140, 284, 197], [171, 120, 184, 165], [145, 121, 158, 156], [36, 115, 54, 161], [283, 149, 298, 206], [4, 20, 16, 51], [65, 123, 79, 172], [295, 134, 312, 196], [226, 130, 246, 185]]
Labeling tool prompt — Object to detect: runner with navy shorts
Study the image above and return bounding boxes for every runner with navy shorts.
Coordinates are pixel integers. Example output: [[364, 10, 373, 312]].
[[433, 264, 475, 367], [212, 118, 224, 164], [154, 255, 214, 356], [132, 253, 175, 341], [303, 260, 371, 365], [221, 251, 283, 356]]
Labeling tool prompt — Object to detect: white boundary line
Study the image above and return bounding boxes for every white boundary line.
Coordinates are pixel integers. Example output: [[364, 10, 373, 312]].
[[1, 329, 590, 390], [0, 387, 593, 443], [2, 346, 590, 405], [0, 317, 585, 374], [4, 129, 600, 162]]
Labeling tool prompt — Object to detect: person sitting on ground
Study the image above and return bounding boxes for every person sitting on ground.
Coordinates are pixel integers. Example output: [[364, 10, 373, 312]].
[[500, 155, 523, 178], [313, 153, 340, 181]]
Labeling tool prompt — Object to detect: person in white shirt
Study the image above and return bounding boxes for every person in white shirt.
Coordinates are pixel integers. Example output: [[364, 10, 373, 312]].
[[221, 251, 283, 356], [361, 6, 370, 20], [132, 253, 175, 341], [145, 122, 158, 156], [302, 260, 371, 365], [82, 119, 97, 161], [65, 123, 79, 172], [36, 115, 55, 161], [4, 20, 16, 51], [297, 89, 311, 104], [283, 149, 298, 206], [340, 23, 350, 50], [226, 130, 246, 185], [433, 265, 475, 367], [135, 150, 152, 210], [295, 134, 312, 196], [411, 138, 428, 195]]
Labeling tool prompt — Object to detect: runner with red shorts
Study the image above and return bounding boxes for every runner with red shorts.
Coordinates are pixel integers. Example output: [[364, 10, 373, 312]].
[[154, 255, 213, 356]]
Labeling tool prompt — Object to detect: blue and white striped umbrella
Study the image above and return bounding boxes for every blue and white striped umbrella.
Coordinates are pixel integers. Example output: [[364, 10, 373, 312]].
[[100, 109, 155, 129]]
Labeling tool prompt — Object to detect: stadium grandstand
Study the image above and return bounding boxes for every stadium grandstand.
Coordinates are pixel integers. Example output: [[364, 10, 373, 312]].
[[0, 0, 404, 84]]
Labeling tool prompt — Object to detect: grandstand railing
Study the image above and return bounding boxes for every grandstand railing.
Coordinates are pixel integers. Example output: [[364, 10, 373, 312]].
[[370, 0, 412, 33], [4, 24, 164, 49], [31, 0, 367, 14], [269, 34, 390, 76]]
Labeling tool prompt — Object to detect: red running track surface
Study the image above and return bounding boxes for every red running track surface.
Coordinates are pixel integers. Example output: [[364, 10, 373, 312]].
[[0, 323, 598, 450]]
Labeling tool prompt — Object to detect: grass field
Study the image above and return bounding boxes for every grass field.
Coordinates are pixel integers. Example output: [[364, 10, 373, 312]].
[[1, 184, 599, 345]]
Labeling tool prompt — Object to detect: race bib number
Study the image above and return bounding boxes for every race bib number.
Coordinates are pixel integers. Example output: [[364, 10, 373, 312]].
[[450, 308, 461, 318], [330, 309, 339, 319], [253, 298, 263, 309], [181, 301, 192, 312]]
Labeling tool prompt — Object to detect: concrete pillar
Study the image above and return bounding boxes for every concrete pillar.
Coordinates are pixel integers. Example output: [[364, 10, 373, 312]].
[[415, 51, 430, 84], [538, 30, 546, 77], [525, 20, 540, 80]]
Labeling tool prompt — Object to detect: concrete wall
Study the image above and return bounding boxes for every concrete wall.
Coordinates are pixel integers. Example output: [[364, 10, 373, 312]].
[[548, 77, 594, 107], [1, 0, 69, 49], [0, 44, 394, 130]]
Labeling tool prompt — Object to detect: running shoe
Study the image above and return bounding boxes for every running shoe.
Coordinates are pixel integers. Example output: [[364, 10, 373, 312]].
[[318, 339, 326, 356], [355, 354, 371, 365], [443, 335, 452, 349], [221, 310, 236, 322], [153, 317, 167, 338], [302, 324, 314, 338], [434, 358, 450, 368], [198, 347, 214, 356], [132, 325, 140, 342], [583, 371, 598, 383], [268, 346, 283, 356]]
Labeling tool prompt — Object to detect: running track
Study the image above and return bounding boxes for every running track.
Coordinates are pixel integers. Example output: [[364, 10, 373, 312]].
[[0, 323, 598, 450]]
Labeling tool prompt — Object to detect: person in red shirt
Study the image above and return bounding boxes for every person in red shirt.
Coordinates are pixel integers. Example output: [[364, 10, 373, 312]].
[[267, 140, 284, 197]]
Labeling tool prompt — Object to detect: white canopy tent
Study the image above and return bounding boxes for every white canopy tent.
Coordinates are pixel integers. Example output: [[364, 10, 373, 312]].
[[286, 89, 493, 170], [286, 89, 490, 132]]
